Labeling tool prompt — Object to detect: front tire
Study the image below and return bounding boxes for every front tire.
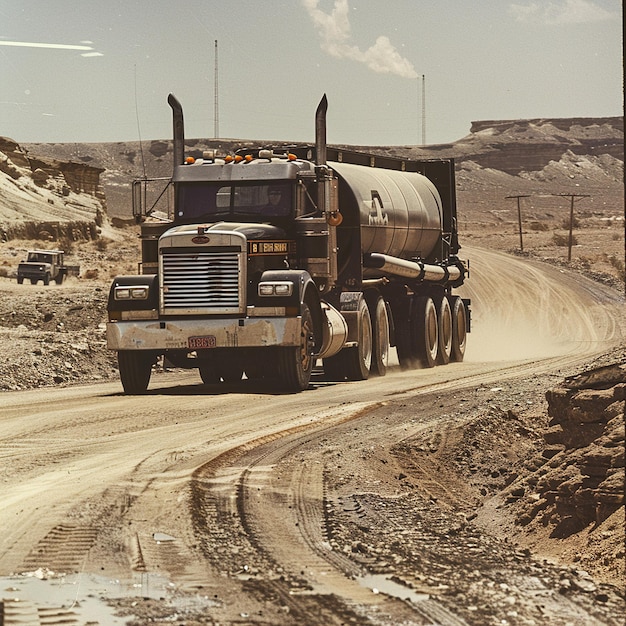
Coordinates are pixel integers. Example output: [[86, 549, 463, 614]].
[[277, 303, 315, 392], [118, 350, 154, 394], [199, 362, 219, 385]]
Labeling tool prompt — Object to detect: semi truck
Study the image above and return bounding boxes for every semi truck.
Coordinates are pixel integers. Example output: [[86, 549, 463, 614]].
[[106, 95, 470, 393]]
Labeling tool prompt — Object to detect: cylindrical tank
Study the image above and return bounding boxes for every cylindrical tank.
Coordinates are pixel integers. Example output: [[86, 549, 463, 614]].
[[330, 162, 443, 261]]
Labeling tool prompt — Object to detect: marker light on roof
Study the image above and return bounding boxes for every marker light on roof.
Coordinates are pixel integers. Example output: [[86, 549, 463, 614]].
[[185, 156, 195, 164], [244, 154, 253, 162], [234, 155, 244, 163], [225, 155, 234, 163], [288, 153, 297, 161]]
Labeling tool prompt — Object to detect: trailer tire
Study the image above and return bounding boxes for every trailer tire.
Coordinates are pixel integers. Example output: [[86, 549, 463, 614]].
[[278, 303, 315, 391], [17, 276, 23, 284], [367, 293, 389, 376], [449, 296, 467, 362], [344, 297, 372, 381], [411, 296, 438, 368], [435, 296, 452, 365], [118, 350, 153, 394]]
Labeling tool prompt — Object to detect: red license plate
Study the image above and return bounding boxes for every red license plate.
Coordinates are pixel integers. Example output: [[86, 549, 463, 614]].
[[188, 335, 217, 349]]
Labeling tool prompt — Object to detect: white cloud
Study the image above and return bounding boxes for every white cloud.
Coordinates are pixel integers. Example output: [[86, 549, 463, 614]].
[[302, 0, 417, 79], [510, 0, 618, 24]]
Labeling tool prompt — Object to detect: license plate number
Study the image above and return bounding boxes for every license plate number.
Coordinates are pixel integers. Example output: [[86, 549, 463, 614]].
[[188, 335, 216, 349]]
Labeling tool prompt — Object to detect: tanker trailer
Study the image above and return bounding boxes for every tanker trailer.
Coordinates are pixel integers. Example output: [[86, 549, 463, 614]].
[[106, 94, 470, 393]]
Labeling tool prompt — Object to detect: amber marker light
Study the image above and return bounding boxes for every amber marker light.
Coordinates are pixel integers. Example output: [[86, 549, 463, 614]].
[[234, 155, 244, 163], [224, 155, 234, 163], [185, 156, 195, 164], [244, 154, 253, 162], [287, 153, 297, 161]]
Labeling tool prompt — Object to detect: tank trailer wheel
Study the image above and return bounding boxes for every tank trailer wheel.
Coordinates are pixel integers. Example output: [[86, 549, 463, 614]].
[[394, 299, 414, 371], [118, 350, 154, 394], [435, 296, 452, 365], [367, 294, 390, 376], [344, 297, 373, 381], [449, 296, 467, 362], [411, 296, 438, 368], [278, 303, 315, 391], [17, 277, 23, 284]]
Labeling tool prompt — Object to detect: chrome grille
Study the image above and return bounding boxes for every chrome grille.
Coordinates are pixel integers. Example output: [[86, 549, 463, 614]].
[[161, 250, 244, 314]]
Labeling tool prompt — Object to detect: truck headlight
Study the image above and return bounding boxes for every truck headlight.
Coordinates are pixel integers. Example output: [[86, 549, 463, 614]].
[[258, 282, 293, 297], [115, 285, 150, 300]]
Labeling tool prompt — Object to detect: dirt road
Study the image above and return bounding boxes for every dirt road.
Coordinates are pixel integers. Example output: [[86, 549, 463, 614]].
[[0, 248, 624, 625]]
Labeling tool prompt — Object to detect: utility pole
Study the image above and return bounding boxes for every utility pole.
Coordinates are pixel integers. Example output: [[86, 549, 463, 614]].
[[214, 40, 219, 139], [554, 193, 590, 261], [506, 195, 530, 252]]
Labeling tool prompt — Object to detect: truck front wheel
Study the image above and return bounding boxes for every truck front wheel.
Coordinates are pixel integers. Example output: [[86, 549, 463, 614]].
[[118, 350, 153, 394], [43, 273, 50, 286], [277, 303, 315, 392]]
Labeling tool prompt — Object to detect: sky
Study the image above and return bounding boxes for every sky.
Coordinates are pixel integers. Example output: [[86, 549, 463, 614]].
[[0, 0, 623, 146]]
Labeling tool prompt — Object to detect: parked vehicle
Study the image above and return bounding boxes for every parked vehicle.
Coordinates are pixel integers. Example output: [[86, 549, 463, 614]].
[[17, 250, 68, 285]]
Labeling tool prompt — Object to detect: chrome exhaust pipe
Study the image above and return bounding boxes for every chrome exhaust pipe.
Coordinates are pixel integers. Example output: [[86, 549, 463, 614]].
[[167, 93, 185, 167]]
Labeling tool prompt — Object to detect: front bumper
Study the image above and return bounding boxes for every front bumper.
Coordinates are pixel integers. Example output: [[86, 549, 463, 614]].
[[107, 315, 302, 351]]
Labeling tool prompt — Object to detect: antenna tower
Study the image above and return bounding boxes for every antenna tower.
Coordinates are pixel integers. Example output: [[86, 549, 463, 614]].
[[421, 74, 426, 146], [214, 40, 219, 138]]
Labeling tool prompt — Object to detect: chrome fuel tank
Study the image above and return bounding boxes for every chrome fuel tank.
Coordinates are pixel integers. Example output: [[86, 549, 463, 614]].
[[330, 161, 443, 261]]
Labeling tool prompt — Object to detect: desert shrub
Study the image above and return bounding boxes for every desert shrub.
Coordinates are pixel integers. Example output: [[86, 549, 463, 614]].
[[0, 267, 9, 278], [561, 216, 580, 229], [607, 255, 625, 273], [553, 232, 578, 247], [95, 237, 110, 252], [83, 268, 99, 279]]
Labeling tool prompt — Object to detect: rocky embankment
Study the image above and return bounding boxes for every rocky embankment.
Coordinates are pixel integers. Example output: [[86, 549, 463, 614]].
[[497, 361, 625, 584], [0, 137, 106, 240]]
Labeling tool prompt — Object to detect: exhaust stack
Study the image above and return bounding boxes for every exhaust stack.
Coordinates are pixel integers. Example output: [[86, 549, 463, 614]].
[[315, 94, 328, 166], [168, 93, 185, 167]]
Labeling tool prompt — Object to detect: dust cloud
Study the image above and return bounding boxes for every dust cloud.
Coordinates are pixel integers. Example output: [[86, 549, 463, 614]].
[[457, 247, 621, 362]]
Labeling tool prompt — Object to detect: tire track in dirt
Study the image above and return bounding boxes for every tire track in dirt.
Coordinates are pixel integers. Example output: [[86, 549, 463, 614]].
[[190, 403, 472, 625]]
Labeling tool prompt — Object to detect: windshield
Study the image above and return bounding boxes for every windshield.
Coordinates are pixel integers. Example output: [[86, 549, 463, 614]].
[[176, 182, 292, 222]]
